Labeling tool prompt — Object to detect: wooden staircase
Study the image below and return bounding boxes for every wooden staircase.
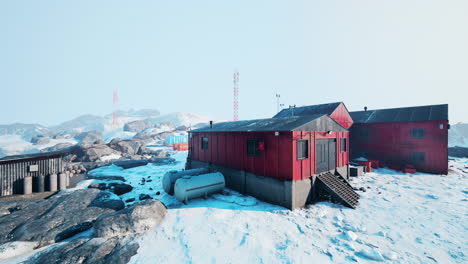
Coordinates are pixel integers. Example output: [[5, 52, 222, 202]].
[[316, 172, 360, 209]]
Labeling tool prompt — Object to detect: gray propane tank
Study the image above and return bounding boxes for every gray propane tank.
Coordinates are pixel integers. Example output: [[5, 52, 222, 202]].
[[162, 168, 209, 195], [174, 172, 225, 203]]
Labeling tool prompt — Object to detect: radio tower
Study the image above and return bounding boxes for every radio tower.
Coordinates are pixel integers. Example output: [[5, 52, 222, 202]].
[[113, 88, 118, 128], [233, 70, 239, 121]]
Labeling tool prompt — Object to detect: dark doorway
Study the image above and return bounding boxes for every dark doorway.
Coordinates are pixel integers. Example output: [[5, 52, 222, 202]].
[[316, 139, 336, 174]]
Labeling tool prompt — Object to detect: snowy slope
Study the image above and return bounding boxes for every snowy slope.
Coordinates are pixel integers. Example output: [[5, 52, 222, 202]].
[[147, 112, 216, 127], [449, 123, 468, 147], [85, 153, 467, 264]]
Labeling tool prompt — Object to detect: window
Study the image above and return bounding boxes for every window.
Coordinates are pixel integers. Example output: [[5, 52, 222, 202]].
[[247, 138, 261, 157], [411, 128, 425, 139], [340, 138, 347, 153], [411, 152, 426, 163], [297, 140, 308, 160], [201, 137, 209, 150]]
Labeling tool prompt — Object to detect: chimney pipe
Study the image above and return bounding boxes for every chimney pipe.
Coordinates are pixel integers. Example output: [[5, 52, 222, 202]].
[[210, 121, 213, 128], [364, 106, 368, 112]]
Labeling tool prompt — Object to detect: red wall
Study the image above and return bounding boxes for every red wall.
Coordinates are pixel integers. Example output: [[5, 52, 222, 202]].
[[350, 121, 448, 174], [292, 131, 349, 180], [190, 131, 293, 180], [330, 104, 354, 129], [189, 130, 350, 181]]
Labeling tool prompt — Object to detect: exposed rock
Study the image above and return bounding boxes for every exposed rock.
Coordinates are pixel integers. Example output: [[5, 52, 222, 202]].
[[149, 157, 176, 164], [109, 183, 133, 195], [176, 125, 189, 131], [139, 194, 151, 200], [113, 160, 148, 169], [54, 221, 95, 242], [52, 134, 65, 139], [93, 200, 166, 238], [76, 144, 119, 162], [88, 183, 107, 190], [87, 175, 126, 182], [109, 140, 142, 155], [75, 131, 103, 145], [123, 120, 154, 133], [31, 135, 50, 145], [27, 236, 139, 264], [448, 147, 468, 158], [0, 189, 121, 247], [94, 139, 107, 145], [153, 149, 168, 158], [40, 143, 75, 153], [125, 198, 135, 203]]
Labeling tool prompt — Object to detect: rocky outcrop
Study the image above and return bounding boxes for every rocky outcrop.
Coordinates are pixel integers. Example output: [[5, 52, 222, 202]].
[[27, 235, 139, 264], [449, 147, 468, 158], [76, 144, 119, 162], [40, 142, 75, 153], [75, 131, 103, 145], [93, 200, 166, 238], [0, 189, 123, 247], [30, 135, 50, 145], [123, 120, 153, 133], [113, 160, 149, 169], [109, 140, 142, 155]]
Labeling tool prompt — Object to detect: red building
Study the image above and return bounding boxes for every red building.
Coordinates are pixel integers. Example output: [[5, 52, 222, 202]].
[[187, 109, 359, 209], [274, 102, 354, 129], [349, 104, 449, 174]]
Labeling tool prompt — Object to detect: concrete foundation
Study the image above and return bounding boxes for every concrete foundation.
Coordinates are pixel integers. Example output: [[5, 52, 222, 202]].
[[188, 159, 349, 210]]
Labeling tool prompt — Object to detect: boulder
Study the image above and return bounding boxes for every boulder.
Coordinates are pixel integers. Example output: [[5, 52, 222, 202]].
[[123, 120, 153, 133], [153, 149, 168, 158], [149, 157, 176, 165], [93, 200, 166, 238], [109, 140, 142, 155], [109, 183, 133, 195], [76, 131, 103, 145], [113, 160, 148, 169], [76, 144, 119, 162], [26, 236, 139, 264], [0, 189, 122, 247], [139, 194, 151, 200]]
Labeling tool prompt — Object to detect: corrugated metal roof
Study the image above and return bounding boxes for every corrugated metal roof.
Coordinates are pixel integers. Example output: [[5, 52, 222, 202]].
[[273, 102, 342, 118], [350, 104, 448, 124], [191, 114, 348, 132]]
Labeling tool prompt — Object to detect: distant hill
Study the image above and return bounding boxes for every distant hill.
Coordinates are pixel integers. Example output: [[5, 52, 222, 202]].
[[449, 123, 468, 148], [0, 123, 50, 141], [147, 112, 214, 128]]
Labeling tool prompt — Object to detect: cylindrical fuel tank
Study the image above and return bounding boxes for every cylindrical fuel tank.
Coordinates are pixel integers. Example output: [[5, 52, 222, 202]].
[[174, 172, 225, 203], [162, 168, 209, 195]]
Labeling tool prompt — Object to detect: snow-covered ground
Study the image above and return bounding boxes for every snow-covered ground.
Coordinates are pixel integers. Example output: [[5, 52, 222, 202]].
[[86, 153, 468, 264], [0, 135, 77, 158]]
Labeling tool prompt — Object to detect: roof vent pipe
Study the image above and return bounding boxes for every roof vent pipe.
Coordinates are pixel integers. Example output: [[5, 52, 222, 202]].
[[364, 106, 368, 111], [210, 121, 213, 128]]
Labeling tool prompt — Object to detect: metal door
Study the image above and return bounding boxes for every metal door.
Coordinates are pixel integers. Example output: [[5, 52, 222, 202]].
[[316, 139, 336, 174]]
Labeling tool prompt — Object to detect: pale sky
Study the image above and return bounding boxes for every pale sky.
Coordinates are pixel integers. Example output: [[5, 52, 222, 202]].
[[1, 0, 467, 126]]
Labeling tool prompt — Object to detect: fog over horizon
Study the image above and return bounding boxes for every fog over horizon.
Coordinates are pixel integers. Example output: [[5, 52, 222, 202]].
[[1, 1, 467, 126]]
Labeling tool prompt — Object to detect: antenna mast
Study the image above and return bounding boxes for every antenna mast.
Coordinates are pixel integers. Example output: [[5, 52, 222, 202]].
[[276, 94, 281, 113], [233, 70, 239, 121]]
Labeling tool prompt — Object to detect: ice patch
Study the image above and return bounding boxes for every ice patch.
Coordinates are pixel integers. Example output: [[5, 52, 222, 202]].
[[383, 251, 398, 260], [342, 231, 358, 241], [356, 249, 385, 262]]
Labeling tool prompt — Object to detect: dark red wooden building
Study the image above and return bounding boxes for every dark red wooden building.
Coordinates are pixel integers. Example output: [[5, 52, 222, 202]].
[[349, 104, 449, 174], [274, 102, 354, 129], [187, 111, 359, 209]]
